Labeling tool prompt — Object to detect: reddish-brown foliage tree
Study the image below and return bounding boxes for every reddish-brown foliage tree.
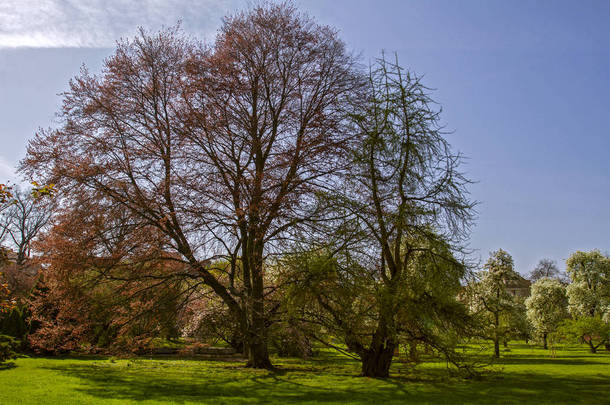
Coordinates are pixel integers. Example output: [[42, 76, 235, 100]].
[[22, 4, 362, 368], [0, 184, 11, 207], [0, 263, 38, 304], [28, 198, 191, 353], [0, 274, 14, 313]]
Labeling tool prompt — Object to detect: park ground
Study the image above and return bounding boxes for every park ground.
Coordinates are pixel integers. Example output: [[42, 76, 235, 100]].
[[0, 343, 608, 405]]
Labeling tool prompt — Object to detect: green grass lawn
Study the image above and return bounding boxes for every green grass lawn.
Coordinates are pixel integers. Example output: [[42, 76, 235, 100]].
[[0, 343, 608, 404]]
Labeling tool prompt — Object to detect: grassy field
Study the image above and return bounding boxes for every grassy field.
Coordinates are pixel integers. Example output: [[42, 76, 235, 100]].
[[0, 343, 608, 404]]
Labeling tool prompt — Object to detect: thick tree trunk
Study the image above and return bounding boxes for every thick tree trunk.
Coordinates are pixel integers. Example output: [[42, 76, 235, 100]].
[[247, 337, 272, 368], [245, 293, 272, 368], [361, 342, 396, 378], [359, 297, 397, 378], [543, 332, 548, 350], [588, 341, 597, 354], [243, 241, 273, 369]]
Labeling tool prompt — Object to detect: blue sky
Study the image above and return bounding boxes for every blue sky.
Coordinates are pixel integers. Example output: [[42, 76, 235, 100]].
[[1, 0, 609, 274]]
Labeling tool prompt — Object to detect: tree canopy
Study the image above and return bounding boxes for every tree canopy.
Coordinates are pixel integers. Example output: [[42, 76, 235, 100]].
[[471, 249, 522, 358], [565, 250, 610, 321], [20, 3, 363, 369], [525, 277, 568, 349]]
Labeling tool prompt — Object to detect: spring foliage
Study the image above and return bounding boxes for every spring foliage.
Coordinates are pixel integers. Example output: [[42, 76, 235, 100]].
[[525, 278, 568, 347], [565, 250, 610, 321]]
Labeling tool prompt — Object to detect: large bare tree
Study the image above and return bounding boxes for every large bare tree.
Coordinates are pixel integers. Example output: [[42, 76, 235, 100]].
[[22, 4, 361, 368], [0, 188, 52, 264], [180, 4, 361, 367]]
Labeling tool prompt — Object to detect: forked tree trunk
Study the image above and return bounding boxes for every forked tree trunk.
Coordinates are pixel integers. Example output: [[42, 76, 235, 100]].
[[361, 342, 396, 378], [359, 304, 397, 378], [247, 336, 272, 368]]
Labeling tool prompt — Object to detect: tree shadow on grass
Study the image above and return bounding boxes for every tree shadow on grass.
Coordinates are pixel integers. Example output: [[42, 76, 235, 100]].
[[43, 362, 393, 404], [497, 356, 608, 366], [0, 362, 16, 371], [41, 358, 610, 405]]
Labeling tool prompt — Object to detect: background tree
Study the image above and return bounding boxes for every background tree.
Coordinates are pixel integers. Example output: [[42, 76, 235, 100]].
[[557, 316, 609, 354], [0, 188, 52, 265], [180, 290, 245, 353], [472, 249, 520, 358], [0, 183, 13, 245], [0, 180, 18, 363], [529, 258, 565, 282], [0, 182, 53, 350], [525, 278, 568, 349], [0, 274, 14, 314], [506, 296, 532, 344], [28, 198, 187, 353], [565, 250, 609, 321]]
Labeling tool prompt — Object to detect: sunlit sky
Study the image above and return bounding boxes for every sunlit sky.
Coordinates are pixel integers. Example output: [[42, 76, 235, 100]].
[[1, 0, 609, 274]]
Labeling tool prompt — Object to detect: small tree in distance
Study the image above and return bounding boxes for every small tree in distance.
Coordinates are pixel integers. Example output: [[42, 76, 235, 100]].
[[473, 249, 520, 358], [529, 258, 564, 282], [565, 250, 609, 320], [560, 250, 610, 353], [0, 188, 52, 265], [558, 316, 609, 354], [525, 278, 568, 349]]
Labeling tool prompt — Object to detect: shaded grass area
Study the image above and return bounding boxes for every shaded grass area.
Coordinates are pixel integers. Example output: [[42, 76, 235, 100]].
[[0, 343, 608, 404]]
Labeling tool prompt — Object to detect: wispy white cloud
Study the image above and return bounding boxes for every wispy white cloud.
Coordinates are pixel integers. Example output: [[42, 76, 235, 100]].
[[0, 0, 240, 48], [0, 157, 18, 184]]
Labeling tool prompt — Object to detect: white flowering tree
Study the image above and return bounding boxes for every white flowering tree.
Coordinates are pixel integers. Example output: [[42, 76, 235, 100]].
[[561, 250, 610, 353], [565, 250, 610, 321], [473, 249, 521, 358], [525, 278, 568, 349]]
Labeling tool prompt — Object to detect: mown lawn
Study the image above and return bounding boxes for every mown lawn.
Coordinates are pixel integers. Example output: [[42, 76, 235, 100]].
[[0, 343, 608, 404]]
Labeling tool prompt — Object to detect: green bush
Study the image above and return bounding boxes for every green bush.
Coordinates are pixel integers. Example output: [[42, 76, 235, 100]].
[[0, 335, 19, 363], [0, 305, 31, 343], [556, 316, 610, 353]]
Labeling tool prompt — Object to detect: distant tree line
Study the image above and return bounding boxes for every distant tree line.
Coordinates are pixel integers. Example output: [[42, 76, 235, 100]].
[[464, 249, 609, 356]]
